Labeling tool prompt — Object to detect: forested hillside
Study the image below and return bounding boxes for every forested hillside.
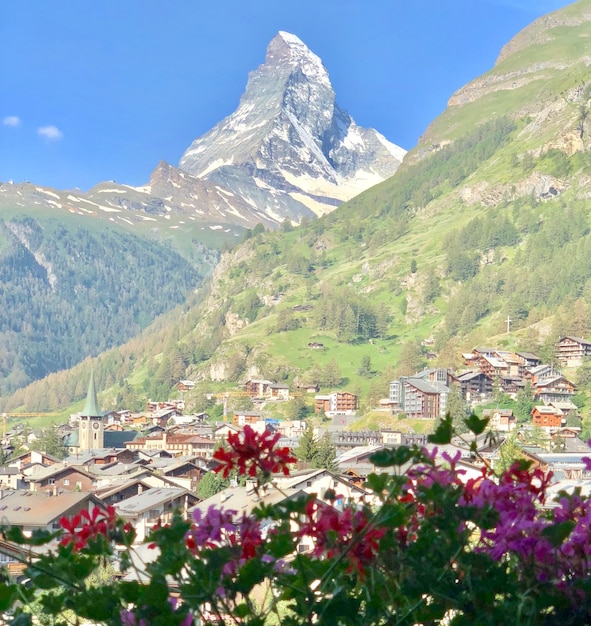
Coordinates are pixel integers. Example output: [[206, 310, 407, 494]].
[[0, 213, 217, 395]]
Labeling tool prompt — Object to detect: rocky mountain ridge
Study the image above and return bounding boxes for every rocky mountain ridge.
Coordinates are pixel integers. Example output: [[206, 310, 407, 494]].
[[1, 31, 404, 233]]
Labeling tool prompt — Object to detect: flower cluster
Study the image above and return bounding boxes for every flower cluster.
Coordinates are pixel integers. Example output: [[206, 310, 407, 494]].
[[213, 424, 297, 478], [59, 505, 117, 551]]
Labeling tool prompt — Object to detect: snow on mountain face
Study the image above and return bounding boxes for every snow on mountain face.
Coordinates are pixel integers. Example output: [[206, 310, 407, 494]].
[[179, 31, 406, 224]]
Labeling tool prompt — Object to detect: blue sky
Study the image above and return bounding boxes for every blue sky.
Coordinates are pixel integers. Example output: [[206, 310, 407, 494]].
[[0, 0, 573, 191]]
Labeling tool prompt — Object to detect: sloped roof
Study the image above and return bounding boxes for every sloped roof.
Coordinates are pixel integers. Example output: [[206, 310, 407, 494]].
[[81, 371, 102, 417]]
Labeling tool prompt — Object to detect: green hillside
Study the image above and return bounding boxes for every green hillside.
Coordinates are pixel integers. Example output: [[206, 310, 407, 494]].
[[3, 0, 591, 416]]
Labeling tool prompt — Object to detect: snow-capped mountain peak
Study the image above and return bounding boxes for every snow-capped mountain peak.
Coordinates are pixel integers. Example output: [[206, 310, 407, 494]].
[[179, 31, 405, 225]]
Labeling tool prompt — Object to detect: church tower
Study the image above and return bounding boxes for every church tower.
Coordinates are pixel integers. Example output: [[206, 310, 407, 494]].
[[78, 371, 104, 450]]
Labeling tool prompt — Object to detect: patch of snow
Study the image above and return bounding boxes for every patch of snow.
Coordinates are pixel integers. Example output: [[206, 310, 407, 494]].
[[95, 205, 122, 213], [46, 200, 63, 209], [36, 188, 60, 199], [209, 225, 223, 230], [196, 157, 234, 178], [374, 131, 407, 161], [96, 188, 126, 194], [132, 185, 152, 194], [343, 126, 365, 150], [140, 215, 157, 222], [170, 225, 179, 229], [118, 217, 134, 225], [216, 187, 235, 197]]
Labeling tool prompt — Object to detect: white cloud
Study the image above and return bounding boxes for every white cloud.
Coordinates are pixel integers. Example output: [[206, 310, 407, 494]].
[[38, 125, 63, 140], [3, 116, 21, 128]]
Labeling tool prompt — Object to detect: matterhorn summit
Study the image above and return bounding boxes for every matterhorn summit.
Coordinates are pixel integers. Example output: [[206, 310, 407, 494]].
[[179, 31, 406, 225]]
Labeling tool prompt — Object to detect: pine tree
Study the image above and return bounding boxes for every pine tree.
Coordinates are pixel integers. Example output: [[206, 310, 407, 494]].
[[313, 433, 338, 472], [295, 425, 319, 463]]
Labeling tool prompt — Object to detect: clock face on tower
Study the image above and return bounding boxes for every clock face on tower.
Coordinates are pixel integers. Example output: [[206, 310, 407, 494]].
[[92, 422, 100, 430], [81, 421, 87, 428]]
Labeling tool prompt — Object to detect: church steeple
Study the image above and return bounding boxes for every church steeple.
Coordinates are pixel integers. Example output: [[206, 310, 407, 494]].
[[79, 371, 104, 451], [81, 371, 102, 417]]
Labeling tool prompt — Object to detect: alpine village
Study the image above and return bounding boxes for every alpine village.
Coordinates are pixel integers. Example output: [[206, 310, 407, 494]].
[[3, 1, 591, 619]]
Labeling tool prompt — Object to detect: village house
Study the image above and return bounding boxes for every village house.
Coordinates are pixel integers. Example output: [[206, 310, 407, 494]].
[[26, 464, 95, 493], [531, 406, 565, 431], [555, 336, 591, 367], [533, 375, 576, 405], [232, 411, 263, 426], [0, 490, 105, 536], [269, 383, 290, 400], [314, 391, 358, 416], [0, 467, 25, 490], [125, 432, 215, 458], [177, 380, 196, 393], [243, 379, 274, 398], [482, 409, 516, 432], [114, 487, 198, 542], [455, 370, 493, 402]]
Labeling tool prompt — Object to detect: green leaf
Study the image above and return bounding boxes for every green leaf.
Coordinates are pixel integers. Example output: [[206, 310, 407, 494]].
[[428, 415, 453, 444], [364, 472, 390, 494], [542, 520, 575, 547], [0, 583, 15, 612], [370, 446, 413, 467], [464, 414, 489, 436]]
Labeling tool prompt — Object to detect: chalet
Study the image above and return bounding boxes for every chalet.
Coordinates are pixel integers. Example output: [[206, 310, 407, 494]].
[[213, 423, 242, 441], [478, 355, 509, 379], [534, 375, 576, 405], [244, 379, 274, 398], [232, 411, 263, 426], [314, 392, 357, 415], [500, 376, 523, 397], [277, 420, 307, 439], [115, 487, 198, 542], [482, 409, 516, 432], [456, 370, 493, 402], [555, 336, 591, 367], [177, 380, 196, 393], [0, 467, 24, 490], [525, 364, 561, 384], [531, 406, 565, 431], [515, 352, 542, 374], [8, 450, 61, 471], [493, 351, 522, 378], [295, 382, 320, 393], [26, 464, 95, 493], [269, 383, 290, 400], [147, 400, 185, 414]]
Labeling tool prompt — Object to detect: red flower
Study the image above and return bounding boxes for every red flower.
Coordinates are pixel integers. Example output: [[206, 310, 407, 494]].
[[59, 505, 116, 552], [213, 426, 296, 478]]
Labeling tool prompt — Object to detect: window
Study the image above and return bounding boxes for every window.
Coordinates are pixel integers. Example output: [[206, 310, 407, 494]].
[[63, 479, 70, 486], [48, 478, 55, 485]]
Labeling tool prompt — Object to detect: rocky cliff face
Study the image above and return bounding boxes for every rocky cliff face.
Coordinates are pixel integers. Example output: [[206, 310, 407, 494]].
[[179, 31, 406, 224]]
